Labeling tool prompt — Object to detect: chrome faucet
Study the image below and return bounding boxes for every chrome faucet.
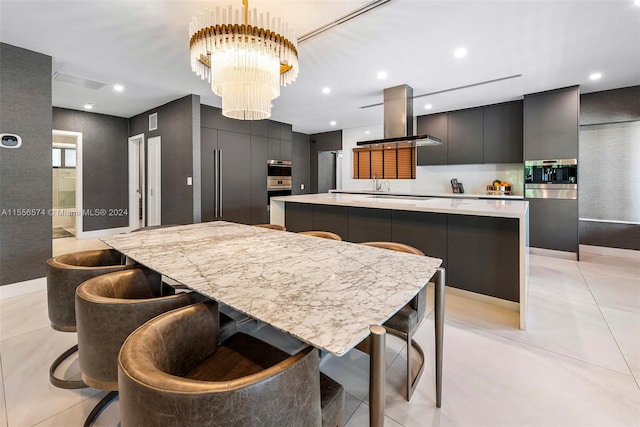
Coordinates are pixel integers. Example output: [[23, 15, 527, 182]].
[[373, 174, 382, 191]]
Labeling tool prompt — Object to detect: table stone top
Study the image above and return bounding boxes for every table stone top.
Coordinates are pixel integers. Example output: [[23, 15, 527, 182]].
[[102, 221, 442, 356]]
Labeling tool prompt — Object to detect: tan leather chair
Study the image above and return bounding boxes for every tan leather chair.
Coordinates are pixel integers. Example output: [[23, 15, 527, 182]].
[[361, 241, 428, 401], [118, 301, 345, 427], [46, 249, 134, 388], [298, 231, 343, 241], [75, 267, 212, 425], [254, 223, 286, 231]]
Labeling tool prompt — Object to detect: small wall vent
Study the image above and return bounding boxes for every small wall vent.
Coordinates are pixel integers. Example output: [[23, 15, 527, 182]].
[[149, 113, 158, 131]]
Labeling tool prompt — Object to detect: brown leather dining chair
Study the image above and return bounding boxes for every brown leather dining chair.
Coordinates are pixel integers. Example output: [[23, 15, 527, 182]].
[[46, 249, 134, 388], [254, 223, 287, 231], [118, 300, 345, 427], [298, 230, 343, 241], [361, 241, 428, 401], [75, 267, 227, 426]]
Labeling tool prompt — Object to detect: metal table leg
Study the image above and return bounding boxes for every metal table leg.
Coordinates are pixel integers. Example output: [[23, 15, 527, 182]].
[[434, 267, 445, 408], [369, 325, 386, 427]]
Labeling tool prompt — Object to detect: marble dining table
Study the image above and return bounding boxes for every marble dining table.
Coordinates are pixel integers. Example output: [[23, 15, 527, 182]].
[[101, 221, 444, 427]]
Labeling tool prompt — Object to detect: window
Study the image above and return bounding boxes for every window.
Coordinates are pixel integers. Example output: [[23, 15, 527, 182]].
[[52, 147, 76, 168], [352, 142, 416, 179]]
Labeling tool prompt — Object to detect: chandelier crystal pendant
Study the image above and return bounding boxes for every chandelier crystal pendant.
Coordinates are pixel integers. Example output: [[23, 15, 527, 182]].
[[189, 0, 299, 120]]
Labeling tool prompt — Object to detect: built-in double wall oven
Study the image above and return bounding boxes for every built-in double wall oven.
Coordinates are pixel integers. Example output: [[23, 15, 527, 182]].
[[525, 159, 577, 199], [267, 160, 292, 204]]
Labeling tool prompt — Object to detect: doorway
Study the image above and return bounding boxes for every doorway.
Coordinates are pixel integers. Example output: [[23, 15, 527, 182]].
[[147, 136, 161, 226], [52, 130, 82, 239], [128, 134, 145, 231]]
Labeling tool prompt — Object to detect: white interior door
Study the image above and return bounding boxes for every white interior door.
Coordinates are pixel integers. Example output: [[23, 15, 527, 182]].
[[147, 136, 161, 226], [128, 134, 145, 231]]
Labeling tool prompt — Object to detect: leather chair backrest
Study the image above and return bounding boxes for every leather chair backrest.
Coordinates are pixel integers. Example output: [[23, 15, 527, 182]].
[[118, 301, 322, 427], [76, 268, 203, 390], [46, 249, 134, 331]]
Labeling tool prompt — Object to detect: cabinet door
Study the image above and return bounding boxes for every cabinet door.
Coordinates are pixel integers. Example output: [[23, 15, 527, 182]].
[[251, 135, 268, 224], [483, 101, 523, 163], [312, 205, 349, 239], [416, 113, 448, 165], [391, 210, 447, 270], [200, 127, 218, 222], [524, 87, 579, 160], [447, 108, 483, 164], [267, 138, 280, 160], [285, 202, 313, 232], [528, 198, 578, 253], [347, 207, 391, 242], [447, 215, 520, 302], [218, 131, 252, 224], [280, 139, 292, 161]]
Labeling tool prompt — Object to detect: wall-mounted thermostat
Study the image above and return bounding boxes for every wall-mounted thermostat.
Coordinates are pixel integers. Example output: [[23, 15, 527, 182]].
[[0, 134, 22, 149]]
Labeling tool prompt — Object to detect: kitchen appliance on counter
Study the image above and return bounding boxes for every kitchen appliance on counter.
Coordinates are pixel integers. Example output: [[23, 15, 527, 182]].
[[450, 178, 464, 194], [267, 160, 292, 206], [525, 159, 577, 199]]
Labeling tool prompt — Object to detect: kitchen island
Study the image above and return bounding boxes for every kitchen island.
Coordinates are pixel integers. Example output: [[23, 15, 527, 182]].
[[271, 193, 529, 329]]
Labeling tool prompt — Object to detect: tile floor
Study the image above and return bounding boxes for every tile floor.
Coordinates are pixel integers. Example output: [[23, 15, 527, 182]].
[[0, 239, 638, 426]]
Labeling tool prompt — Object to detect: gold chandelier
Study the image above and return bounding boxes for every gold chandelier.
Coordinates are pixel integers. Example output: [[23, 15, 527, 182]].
[[189, 0, 299, 120]]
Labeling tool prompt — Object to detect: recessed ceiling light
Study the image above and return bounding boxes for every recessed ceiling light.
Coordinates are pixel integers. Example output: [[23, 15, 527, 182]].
[[589, 72, 602, 80], [425, 104, 433, 110], [330, 121, 337, 126], [377, 71, 388, 80], [365, 130, 371, 135], [322, 87, 331, 94], [454, 47, 467, 58], [84, 103, 94, 110], [113, 84, 124, 92], [635, 0, 640, 6]]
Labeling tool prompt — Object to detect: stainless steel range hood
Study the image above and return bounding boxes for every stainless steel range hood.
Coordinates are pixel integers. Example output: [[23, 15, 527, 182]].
[[356, 84, 442, 147]]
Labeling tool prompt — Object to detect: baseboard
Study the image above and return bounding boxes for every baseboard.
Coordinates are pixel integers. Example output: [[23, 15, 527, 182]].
[[529, 247, 577, 261], [580, 244, 640, 260], [77, 226, 129, 239], [427, 282, 520, 312], [0, 277, 46, 300]]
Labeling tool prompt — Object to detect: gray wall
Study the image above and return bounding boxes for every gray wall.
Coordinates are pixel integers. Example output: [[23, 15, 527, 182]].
[[291, 132, 310, 195], [129, 95, 200, 225], [578, 86, 640, 250], [0, 43, 52, 285], [52, 108, 129, 231], [309, 130, 342, 193]]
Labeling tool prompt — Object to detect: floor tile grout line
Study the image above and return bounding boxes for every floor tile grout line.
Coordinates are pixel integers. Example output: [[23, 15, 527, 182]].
[[29, 390, 106, 427], [576, 258, 640, 389], [0, 353, 8, 427]]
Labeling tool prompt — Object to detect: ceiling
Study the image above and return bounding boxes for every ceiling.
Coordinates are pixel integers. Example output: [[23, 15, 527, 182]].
[[1, 0, 639, 134]]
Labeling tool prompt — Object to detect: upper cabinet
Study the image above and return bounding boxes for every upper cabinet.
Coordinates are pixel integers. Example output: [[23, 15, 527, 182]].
[[447, 108, 484, 164], [524, 86, 579, 160], [417, 100, 523, 166], [416, 113, 448, 165], [483, 101, 523, 163]]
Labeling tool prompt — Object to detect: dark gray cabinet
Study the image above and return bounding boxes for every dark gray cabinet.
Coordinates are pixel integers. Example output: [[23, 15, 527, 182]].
[[267, 138, 281, 160], [313, 205, 349, 239], [447, 215, 520, 302], [528, 198, 578, 253], [217, 131, 252, 224], [284, 203, 313, 232], [251, 135, 268, 224], [447, 108, 484, 164], [483, 101, 523, 163], [391, 210, 448, 270], [524, 86, 579, 160], [291, 132, 310, 195], [417, 113, 448, 165], [348, 207, 391, 242]]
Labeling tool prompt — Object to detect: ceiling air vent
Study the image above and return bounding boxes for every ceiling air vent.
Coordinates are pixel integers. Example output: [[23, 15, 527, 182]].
[[52, 72, 105, 90], [149, 113, 158, 131]]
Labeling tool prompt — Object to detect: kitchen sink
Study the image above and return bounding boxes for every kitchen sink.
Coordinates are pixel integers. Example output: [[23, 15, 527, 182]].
[[366, 195, 432, 201]]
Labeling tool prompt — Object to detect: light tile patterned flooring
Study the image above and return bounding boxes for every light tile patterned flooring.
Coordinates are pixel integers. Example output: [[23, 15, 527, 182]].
[[0, 238, 638, 426]]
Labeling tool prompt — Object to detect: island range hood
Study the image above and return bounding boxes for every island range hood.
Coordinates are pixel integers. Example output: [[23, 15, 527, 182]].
[[356, 84, 442, 147]]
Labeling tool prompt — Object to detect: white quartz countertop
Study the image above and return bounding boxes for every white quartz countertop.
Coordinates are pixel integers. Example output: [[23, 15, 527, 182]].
[[102, 221, 442, 356], [331, 189, 524, 200], [273, 193, 529, 219]]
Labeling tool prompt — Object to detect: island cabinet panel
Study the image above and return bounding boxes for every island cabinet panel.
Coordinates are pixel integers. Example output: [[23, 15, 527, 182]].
[[390, 211, 448, 270], [284, 203, 313, 232], [313, 205, 349, 239], [416, 113, 448, 165], [347, 207, 392, 242], [447, 108, 484, 164], [447, 215, 520, 302], [483, 101, 523, 163]]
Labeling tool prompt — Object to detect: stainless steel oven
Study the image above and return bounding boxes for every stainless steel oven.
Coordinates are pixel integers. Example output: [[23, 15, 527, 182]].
[[525, 159, 577, 199], [267, 160, 292, 208]]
